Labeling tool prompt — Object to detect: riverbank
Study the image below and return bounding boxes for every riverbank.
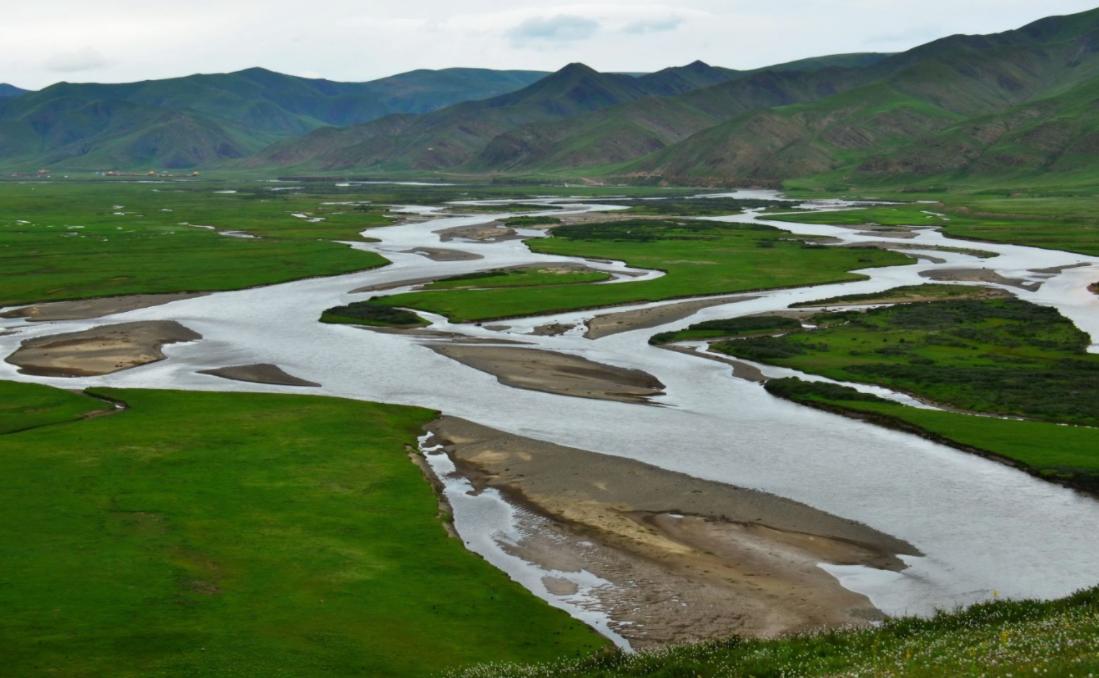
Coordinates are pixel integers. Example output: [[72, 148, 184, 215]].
[[425, 417, 918, 648]]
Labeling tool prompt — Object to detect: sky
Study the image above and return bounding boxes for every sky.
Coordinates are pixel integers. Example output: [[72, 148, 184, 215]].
[[3, 1, 1098, 89]]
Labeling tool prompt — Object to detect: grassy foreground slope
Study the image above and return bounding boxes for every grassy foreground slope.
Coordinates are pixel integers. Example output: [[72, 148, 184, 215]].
[[0, 385, 604, 676], [378, 220, 909, 321], [765, 378, 1099, 492], [455, 586, 1099, 677], [0, 182, 390, 306]]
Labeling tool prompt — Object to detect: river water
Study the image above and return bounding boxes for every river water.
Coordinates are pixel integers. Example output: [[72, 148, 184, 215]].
[[2, 190, 1099, 640]]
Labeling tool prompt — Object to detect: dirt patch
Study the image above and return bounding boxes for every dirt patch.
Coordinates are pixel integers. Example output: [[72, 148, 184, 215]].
[[1, 293, 204, 322], [406, 247, 483, 261], [437, 222, 520, 243], [795, 286, 1011, 309], [920, 268, 1042, 291], [585, 295, 757, 340], [855, 228, 920, 239], [531, 322, 575, 336], [430, 344, 665, 403], [198, 364, 320, 387], [7, 321, 201, 377], [425, 417, 919, 648]]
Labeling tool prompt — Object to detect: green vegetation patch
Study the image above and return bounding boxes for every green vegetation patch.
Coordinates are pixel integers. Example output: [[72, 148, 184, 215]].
[[0, 384, 605, 676], [378, 219, 909, 322], [455, 585, 1099, 677], [650, 315, 802, 345], [765, 378, 1099, 493], [321, 300, 428, 327], [0, 380, 110, 434], [502, 215, 562, 227], [424, 266, 611, 291], [715, 294, 1099, 425], [0, 182, 392, 305], [791, 283, 1011, 307]]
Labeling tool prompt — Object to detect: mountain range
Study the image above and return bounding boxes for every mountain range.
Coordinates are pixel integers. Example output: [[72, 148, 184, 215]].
[[4, 7, 1099, 189], [0, 68, 546, 169]]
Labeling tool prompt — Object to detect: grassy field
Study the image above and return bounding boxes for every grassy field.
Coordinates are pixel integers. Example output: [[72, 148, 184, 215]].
[[770, 198, 1099, 256], [765, 378, 1099, 492], [423, 267, 612, 291], [0, 181, 393, 306], [453, 585, 1099, 677], [0, 380, 111, 434], [377, 219, 909, 322], [712, 293, 1099, 425], [0, 383, 605, 676]]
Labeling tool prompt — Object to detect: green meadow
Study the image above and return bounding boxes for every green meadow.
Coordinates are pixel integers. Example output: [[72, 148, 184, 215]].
[[0, 383, 605, 676], [713, 294, 1099, 425], [0, 181, 391, 306], [378, 219, 909, 321], [764, 378, 1099, 491]]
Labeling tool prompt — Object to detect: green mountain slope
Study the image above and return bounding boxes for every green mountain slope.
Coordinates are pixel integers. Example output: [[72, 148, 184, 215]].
[[628, 7, 1099, 185], [0, 84, 27, 98], [254, 62, 743, 171], [0, 67, 547, 169]]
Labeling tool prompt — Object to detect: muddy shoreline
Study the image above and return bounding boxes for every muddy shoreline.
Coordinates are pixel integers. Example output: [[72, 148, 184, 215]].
[[424, 416, 918, 647], [1, 293, 205, 322]]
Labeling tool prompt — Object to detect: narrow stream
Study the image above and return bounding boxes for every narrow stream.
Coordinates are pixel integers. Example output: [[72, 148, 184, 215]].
[[3, 191, 1099, 641]]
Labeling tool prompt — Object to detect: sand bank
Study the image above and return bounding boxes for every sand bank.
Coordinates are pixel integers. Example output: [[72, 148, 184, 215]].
[[1, 293, 204, 322], [585, 295, 757, 339], [7, 321, 200, 377], [198, 364, 319, 387], [406, 247, 483, 261], [425, 417, 918, 647], [430, 344, 665, 403], [920, 268, 1041, 291]]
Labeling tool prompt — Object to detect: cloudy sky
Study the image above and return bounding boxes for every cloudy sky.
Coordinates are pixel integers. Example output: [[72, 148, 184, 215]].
[[3, 1, 1097, 88]]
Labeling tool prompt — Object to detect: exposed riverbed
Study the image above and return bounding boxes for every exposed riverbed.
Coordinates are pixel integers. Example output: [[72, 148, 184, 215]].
[[3, 191, 1099, 646]]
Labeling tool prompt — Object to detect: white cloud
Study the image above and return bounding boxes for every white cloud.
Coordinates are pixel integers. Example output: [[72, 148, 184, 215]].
[[508, 15, 601, 45], [44, 47, 109, 73], [622, 16, 684, 34]]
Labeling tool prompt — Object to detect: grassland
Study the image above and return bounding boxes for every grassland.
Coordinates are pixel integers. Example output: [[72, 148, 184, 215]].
[[713, 294, 1099, 425], [765, 378, 1099, 492], [0, 181, 393, 306], [423, 267, 611, 291], [453, 585, 1099, 677], [770, 198, 1099, 256], [0, 383, 605, 676], [0, 380, 111, 434], [378, 219, 909, 322]]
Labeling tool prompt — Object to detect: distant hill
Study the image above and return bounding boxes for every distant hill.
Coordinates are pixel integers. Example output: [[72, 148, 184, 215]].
[[630, 7, 1099, 186], [0, 84, 27, 98], [0, 67, 547, 169], [252, 61, 743, 171]]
